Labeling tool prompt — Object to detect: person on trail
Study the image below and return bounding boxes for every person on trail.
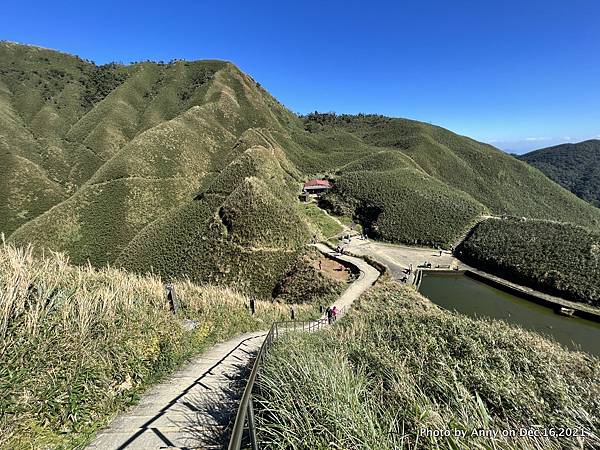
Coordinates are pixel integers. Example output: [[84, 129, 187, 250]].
[[290, 307, 295, 320], [318, 260, 322, 270], [332, 306, 338, 322], [439, 249, 443, 257], [326, 306, 333, 324]]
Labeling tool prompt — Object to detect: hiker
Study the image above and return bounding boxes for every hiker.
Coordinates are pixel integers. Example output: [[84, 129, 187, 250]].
[[326, 306, 333, 324], [318, 260, 322, 270], [332, 306, 338, 322], [290, 307, 295, 320], [439, 249, 443, 257]]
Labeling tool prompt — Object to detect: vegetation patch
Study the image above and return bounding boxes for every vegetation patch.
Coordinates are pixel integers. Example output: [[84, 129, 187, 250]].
[[322, 169, 486, 247], [256, 280, 600, 449], [297, 203, 343, 239], [273, 248, 346, 304], [458, 217, 600, 307]]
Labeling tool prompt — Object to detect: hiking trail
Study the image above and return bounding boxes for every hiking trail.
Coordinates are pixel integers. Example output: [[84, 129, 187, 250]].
[[87, 244, 380, 450]]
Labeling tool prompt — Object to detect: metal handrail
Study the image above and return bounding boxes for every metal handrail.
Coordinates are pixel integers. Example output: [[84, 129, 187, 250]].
[[228, 309, 346, 450]]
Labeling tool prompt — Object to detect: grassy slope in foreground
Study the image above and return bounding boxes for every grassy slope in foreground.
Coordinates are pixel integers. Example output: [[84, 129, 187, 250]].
[[458, 217, 600, 308], [256, 281, 600, 450], [0, 242, 316, 449], [520, 139, 600, 208]]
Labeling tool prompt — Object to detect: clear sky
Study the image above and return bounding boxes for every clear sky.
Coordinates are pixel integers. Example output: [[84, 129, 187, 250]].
[[2, 0, 599, 153]]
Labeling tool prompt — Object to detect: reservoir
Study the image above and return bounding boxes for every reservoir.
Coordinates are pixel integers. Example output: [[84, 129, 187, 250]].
[[419, 272, 600, 357]]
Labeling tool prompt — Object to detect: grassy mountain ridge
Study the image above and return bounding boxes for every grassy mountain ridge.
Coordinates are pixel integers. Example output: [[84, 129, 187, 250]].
[[302, 113, 600, 233], [520, 139, 600, 208], [4, 42, 600, 297], [7, 52, 300, 271], [116, 131, 311, 297]]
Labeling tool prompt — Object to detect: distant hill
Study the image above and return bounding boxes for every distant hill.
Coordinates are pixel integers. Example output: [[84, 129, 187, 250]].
[[3, 42, 600, 296], [520, 139, 600, 207]]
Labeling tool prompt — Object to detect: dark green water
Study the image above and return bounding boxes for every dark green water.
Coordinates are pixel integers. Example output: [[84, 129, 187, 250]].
[[419, 272, 600, 356]]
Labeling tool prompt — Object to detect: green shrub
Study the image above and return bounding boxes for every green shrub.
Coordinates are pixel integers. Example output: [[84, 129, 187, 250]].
[[458, 217, 600, 307], [273, 248, 345, 304]]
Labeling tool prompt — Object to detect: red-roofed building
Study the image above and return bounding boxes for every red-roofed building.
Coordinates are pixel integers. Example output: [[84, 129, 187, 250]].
[[302, 178, 333, 195]]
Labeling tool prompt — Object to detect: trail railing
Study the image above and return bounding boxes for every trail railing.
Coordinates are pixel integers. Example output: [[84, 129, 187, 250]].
[[228, 308, 347, 450]]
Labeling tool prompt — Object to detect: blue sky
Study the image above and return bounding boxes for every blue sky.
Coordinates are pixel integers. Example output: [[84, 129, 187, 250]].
[[2, 0, 599, 153]]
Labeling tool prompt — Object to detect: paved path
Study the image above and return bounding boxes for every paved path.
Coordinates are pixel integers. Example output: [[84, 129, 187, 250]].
[[342, 238, 462, 283], [87, 332, 266, 450], [314, 242, 381, 314], [88, 246, 380, 450]]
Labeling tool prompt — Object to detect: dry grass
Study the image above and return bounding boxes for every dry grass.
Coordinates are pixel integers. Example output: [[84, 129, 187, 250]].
[[0, 239, 315, 448], [257, 280, 600, 450]]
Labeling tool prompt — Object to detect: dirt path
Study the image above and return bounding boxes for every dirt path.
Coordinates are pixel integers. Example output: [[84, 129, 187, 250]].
[[345, 238, 462, 282], [87, 246, 380, 449]]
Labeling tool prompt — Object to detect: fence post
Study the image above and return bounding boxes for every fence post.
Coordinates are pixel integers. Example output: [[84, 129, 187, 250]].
[[165, 284, 178, 315], [247, 396, 259, 450]]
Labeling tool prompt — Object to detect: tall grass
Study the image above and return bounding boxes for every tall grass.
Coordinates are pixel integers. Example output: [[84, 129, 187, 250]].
[[0, 240, 315, 449], [256, 280, 600, 449]]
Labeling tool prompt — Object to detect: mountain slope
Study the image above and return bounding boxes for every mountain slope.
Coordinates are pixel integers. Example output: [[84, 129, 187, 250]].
[[294, 114, 600, 246], [4, 43, 600, 295], [301, 114, 600, 229], [520, 139, 600, 208]]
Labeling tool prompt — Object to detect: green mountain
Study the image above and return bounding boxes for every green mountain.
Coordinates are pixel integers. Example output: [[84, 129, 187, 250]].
[[3, 42, 600, 296], [520, 139, 600, 207], [299, 114, 600, 244]]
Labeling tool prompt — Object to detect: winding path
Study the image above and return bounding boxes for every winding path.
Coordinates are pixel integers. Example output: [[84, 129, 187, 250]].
[[87, 245, 380, 449]]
